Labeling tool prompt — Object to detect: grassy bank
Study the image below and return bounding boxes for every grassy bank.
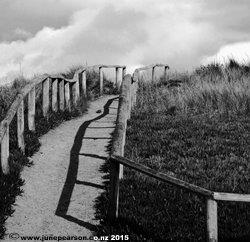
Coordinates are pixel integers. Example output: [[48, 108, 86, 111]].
[[96, 61, 250, 241], [0, 69, 116, 238]]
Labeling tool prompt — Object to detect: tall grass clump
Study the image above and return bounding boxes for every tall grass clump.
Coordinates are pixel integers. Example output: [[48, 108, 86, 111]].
[[100, 60, 250, 241], [137, 60, 250, 117]]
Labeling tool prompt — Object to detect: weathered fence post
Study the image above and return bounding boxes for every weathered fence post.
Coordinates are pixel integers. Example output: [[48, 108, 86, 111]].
[[122, 67, 126, 80], [52, 79, 58, 112], [99, 66, 103, 95], [152, 65, 155, 82], [65, 82, 71, 111], [207, 199, 218, 242], [59, 79, 65, 111], [81, 71, 87, 98], [17, 99, 25, 152], [127, 80, 132, 120], [1, 123, 9, 174], [119, 75, 131, 179], [120, 67, 126, 92], [109, 157, 120, 221], [73, 80, 80, 106], [164, 65, 168, 81], [109, 74, 132, 220], [28, 87, 36, 131], [115, 67, 120, 89], [131, 70, 139, 108], [42, 78, 50, 117]]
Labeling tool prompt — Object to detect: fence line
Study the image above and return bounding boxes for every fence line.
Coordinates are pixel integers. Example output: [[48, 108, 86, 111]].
[[2, 61, 248, 241], [109, 63, 250, 242], [0, 64, 126, 175]]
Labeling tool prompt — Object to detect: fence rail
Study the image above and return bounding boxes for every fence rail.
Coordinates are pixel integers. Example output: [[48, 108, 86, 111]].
[[109, 63, 250, 242], [110, 155, 213, 197], [0, 64, 126, 175]]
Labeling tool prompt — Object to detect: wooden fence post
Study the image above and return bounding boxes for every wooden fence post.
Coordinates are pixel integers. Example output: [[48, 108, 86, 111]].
[[115, 67, 120, 89], [81, 71, 87, 98], [120, 67, 126, 92], [122, 67, 126, 80], [1, 123, 9, 174], [28, 87, 35, 131], [73, 80, 80, 106], [99, 67, 103, 96], [109, 158, 120, 221], [164, 66, 168, 81], [131, 70, 139, 108], [59, 79, 65, 111], [65, 82, 71, 111], [42, 78, 50, 117], [17, 100, 25, 152], [109, 75, 132, 220], [127, 80, 132, 120], [152, 66, 155, 82], [52, 79, 58, 112], [207, 199, 218, 242], [131, 82, 136, 109], [134, 81, 138, 107]]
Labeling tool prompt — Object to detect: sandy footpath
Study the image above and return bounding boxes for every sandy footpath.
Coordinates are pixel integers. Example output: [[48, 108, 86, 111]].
[[5, 95, 118, 242]]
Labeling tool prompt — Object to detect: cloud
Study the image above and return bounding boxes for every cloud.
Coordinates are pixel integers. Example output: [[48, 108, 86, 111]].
[[0, 3, 147, 83], [203, 41, 250, 64], [1, 0, 250, 84], [0, 0, 89, 42]]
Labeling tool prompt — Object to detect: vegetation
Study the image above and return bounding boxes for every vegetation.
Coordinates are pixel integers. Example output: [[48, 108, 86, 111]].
[[0, 68, 116, 238], [96, 60, 250, 241]]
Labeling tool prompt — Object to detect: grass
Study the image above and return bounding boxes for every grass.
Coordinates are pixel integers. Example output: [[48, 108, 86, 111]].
[[0, 68, 117, 239], [96, 60, 250, 241]]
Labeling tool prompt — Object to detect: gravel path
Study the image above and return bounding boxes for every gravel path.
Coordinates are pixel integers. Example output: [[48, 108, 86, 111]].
[[5, 95, 118, 241]]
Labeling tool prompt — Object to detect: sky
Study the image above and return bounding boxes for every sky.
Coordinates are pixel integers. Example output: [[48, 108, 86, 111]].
[[1, 0, 250, 83]]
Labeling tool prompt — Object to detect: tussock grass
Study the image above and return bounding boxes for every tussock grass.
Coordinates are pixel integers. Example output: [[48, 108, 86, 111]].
[[137, 61, 250, 117], [0, 78, 29, 122], [99, 60, 250, 241]]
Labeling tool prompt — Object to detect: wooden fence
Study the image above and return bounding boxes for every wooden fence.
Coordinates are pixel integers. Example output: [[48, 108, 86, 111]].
[[109, 63, 250, 242], [0, 64, 126, 175]]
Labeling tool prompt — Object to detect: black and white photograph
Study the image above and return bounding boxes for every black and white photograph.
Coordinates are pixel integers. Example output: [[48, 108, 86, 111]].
[[0, 0, 250, 241]]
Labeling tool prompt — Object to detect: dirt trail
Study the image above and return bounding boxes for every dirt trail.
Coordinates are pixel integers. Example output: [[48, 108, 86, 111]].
[[5, 95, 118, 241]]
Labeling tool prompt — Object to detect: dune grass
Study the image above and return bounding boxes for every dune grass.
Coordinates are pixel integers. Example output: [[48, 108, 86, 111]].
[[0, 68, 117, 239], [96, 60, 250, 241]]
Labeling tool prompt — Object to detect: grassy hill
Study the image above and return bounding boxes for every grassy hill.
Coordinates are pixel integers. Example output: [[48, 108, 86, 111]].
[[97, 60, 250, 241]]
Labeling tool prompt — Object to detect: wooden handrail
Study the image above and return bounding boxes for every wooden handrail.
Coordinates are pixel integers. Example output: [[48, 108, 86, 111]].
[[111, 155, 250, 202], [0, 65, 126, 142], [213, 192, 250, 202], [98, 65, 126, 69], [109, 63, 250, 242], [0, 64, 126, 174], [133, 63, 169, 83], [135, 63, 169, 72], [110, 155, 213, 197]]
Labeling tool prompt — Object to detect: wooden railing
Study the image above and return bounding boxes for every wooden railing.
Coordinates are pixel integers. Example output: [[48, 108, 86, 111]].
[[0, 64, 126, 175], [109, 63, 250, 242]]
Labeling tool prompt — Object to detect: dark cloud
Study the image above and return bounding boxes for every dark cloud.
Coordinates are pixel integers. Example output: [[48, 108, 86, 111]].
[[194, 0, 250, 41], [0, 0, 81, 41]]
